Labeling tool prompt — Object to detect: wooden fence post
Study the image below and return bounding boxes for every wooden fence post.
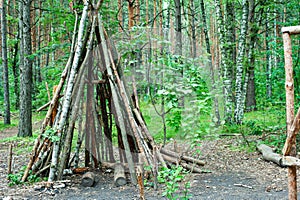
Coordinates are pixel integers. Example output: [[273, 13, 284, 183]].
[[282, 25, 300, 200]]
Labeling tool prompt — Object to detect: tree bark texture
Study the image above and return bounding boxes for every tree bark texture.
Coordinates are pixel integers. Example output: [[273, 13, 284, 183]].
[[0, 0, 11, 124], [200, 0, 220, 125], [233, 0, 249, 124], [48, 1, 89, 182], [174, 0, 182, 56], [282, 30, 297, 200], [18, 0, 33, 137], [114, 163, 127, 186], [215, 0, 233, 124], [246, 0, 261, 111]]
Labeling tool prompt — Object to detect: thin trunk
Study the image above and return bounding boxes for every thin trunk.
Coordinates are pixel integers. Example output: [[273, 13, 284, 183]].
[[136, 0, 140, 24], [215, 0, 233, 123], [234, 0, 249, 124], [246, 2, 262, 111], [266, 9, 272, 99], [128, 0, 134, 29], [200, 0, 220, 125], [118, 0, 122, 31], [48, 2, 89, 181], [282, 30, 297, 200], [174, 0, 182, 56], [225, 1, 236, 73], [18, 0, 33, 137], [188, 0, 196, 58], [1, 0, 11, 124]]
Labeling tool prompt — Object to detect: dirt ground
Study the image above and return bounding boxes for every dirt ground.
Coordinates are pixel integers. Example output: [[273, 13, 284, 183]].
[[0, 127, 296, 200]]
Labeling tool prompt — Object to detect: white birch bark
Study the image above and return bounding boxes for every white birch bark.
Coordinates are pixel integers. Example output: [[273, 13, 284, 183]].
[[266, 9, 272, 99], [234, 0, 249, 124], [215, 0, 233, 123], [48, 1, 89, 181]]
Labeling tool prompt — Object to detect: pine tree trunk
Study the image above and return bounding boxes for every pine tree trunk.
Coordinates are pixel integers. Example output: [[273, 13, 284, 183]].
[[174, 0, 182, 56], [246, 0, 261, 111], [233, 0, 249, 124], [200, 0, 220, 125], [1, 0, 11, 124], [18, 0, 33, 137]]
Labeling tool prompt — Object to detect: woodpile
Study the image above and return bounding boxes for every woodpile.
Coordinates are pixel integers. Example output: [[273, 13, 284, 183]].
[[21, 1, 205, 191]]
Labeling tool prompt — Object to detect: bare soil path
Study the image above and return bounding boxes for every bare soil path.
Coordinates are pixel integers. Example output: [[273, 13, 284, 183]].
[[0, 129, 294, 200]]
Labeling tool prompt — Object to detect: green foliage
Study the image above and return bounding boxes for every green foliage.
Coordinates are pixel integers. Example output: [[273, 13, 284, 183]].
[[158, 165, 192, 200], [42, 127, 59, 142], [8, 166, 41, 186]]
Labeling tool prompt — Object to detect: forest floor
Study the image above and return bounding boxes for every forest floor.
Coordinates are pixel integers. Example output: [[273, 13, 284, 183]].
[[0, 127, 296, 200]]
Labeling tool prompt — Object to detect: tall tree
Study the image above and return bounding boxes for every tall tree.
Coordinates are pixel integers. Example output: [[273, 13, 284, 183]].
[[233, 0, 249, 124], [174, 0, 182, 56], [200, 0, 220, 125], [18, 0, 33, 137], [246, 0, 263, 111], [215, 0, 233, 123], [1, 0, 11, 124]]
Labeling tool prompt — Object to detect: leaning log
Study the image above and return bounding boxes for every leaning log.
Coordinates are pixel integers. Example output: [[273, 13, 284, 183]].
[[114, 163, 127, 187], [81, 172, 95, 187]]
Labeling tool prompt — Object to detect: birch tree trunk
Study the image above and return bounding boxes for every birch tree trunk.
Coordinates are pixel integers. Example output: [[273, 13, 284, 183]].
[[18, 0, 33, 137], [1, 0, 11, 124], [234, 0, 249, 124], [266, 8, 272, 99], [48, 1, 89, 181], [215, 0, 233, 123]]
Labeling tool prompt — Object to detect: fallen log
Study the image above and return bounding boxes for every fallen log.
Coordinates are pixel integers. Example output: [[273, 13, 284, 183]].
[[160, 148, 205, 166], [114, 163, 127, 187], [257, 144, 282, 166], [257, 144, 300, 167], [81, 172, 95, 187], [161, 154, 203, 173]]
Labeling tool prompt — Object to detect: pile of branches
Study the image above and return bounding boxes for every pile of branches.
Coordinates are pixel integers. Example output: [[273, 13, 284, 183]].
[[21, 1, 205, 189]]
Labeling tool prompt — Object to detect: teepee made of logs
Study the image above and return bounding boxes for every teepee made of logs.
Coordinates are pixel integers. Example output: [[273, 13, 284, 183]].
[[21, 1, 205, 188]]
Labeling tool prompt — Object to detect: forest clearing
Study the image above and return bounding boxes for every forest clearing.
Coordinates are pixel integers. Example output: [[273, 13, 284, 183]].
[[1, 0, 300, 199]]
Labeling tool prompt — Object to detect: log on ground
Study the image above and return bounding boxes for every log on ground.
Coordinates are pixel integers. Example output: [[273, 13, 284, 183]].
[[114, 163, 127, 187], [81, 172, 95, 187]]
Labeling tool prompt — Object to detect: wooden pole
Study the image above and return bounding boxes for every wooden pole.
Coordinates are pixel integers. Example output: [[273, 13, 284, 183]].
[[282, 30, 297, 200], [7, 144, 12, 175]]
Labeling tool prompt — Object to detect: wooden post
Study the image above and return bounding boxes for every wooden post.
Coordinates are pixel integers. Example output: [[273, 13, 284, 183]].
[[282, 26, 300, 200], [7, 144, 12, 175]]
